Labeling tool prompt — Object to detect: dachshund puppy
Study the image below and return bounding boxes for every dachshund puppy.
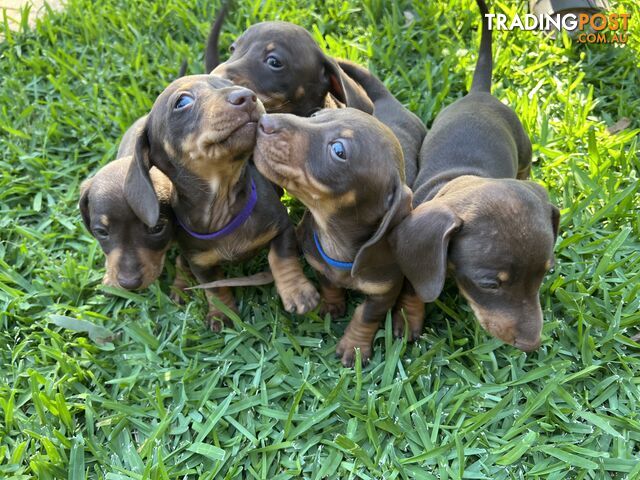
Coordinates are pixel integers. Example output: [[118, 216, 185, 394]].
[[253, 108, 412, 366], [389, 0, 559, 351], [337, 60, 426, 187], [206, 15, 373, 116], [79, 123, 174, 290], [124, 75, 319, 329]]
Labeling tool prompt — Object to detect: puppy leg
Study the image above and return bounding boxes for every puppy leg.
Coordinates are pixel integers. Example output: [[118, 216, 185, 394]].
[[188, 263, 237, 332], [336, 289, 399, 367], [170, 255, 193, 304], [318, 273, 346, 319], [268, 226, 320, 314], [392, 281, 425, 341]]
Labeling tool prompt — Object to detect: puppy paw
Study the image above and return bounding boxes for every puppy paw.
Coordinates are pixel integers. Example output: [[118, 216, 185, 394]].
[[392, 310, 423, 342], [336, 334, 373, 368], [280, 279, 320, 315], [319, 299, 347, 319]]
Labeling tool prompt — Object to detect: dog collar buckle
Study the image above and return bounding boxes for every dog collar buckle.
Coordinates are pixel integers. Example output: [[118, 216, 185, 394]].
[[178, 178, 258, 240]]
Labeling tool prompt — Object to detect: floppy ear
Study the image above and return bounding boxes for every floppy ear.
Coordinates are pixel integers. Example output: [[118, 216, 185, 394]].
[[388, 202, 461, 303], [124, 126, 159, 227], [323, 56, 374, 114], [550, 204, 560, 241], [78, 177, 93, 232], [351, 183, 412, 278]]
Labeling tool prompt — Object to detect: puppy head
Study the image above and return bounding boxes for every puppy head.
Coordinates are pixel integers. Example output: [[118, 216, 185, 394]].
[[390, 176, 560, 351], [254, 108, 411, 277], [212, 21, 372, 116], [124, 75, 264, 226], [79, 157, 174, 290]]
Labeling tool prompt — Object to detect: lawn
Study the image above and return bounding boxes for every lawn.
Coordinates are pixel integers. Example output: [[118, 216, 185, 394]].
[[1, 0, 639, 478]]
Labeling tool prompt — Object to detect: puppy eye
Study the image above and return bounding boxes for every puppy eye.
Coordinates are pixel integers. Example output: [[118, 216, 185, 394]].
[[229, 44, 236, 53], [174, 93, 194, 110], [146, 219, 167, 235], [93, 226, 109, 239], [329, 141, 347, 161], [477, 279, 500, 291], [265, 55, 283, 70]]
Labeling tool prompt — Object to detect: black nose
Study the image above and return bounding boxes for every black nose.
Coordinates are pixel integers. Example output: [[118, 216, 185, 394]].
[[259, 115, 280, 135], [227, 88, 257, 108], [117, 272, 143, 290]]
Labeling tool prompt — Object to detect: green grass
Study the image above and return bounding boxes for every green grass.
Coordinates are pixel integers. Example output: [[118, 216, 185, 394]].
[[1, 0, 639, 478]]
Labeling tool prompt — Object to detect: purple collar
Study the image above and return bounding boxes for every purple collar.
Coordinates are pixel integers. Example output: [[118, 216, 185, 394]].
[[177, 178, 257, 240]]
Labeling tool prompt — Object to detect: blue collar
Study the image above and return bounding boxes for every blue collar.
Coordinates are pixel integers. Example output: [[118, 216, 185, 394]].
[[313, 231, 353, 270], [177, 178, 257, 240]]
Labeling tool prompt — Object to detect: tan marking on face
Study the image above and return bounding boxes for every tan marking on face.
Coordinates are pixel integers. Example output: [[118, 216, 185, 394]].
[[498, 271, 509, 282], [307, 190, 357, 231], [99, 215, 109, 226], [102, 248, 122, 287], [266, 42, 276, 51], [295, 86, 305, 100], [163, 140, 176, 159], [260, 92, 288, 111], [137, 247, 169, 288], [340, 129, 354, 138]]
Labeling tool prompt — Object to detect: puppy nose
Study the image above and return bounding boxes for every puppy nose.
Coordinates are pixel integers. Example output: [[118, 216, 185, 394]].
[[117, 272, 143, 290], [513, 337, 541, 352], [227, 88, 257, 108], [259, 115, 280, 135]]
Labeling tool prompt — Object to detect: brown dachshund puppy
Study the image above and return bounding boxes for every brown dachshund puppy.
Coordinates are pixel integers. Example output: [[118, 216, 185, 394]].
[[79, 124, 174, 290], [337, 60, 427, 188], [254, 108, 412, 367], [124, 74, 319, 329], [207, 17, 373, 116], [389, 0, 559, 351]]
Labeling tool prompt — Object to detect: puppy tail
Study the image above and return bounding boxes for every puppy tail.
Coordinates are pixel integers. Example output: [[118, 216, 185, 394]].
[[470, 0, 492, 93], [205, 0, 230, 73], [178, 59, 188, 77], [186, 271, 274, 290], [337, 59, 389, 103]]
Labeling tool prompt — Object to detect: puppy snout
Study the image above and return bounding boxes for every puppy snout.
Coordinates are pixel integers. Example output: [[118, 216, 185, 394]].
[[117, 272, 143, 290], [227, 88, 257, 109], [259, 115, 280, 135], [513, 337, 541, 352]]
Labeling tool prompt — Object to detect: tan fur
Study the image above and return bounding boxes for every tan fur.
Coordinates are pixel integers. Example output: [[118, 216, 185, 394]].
[[192, 227, 280, 268], [392, 291, 425, 340], [99, 215, 109, 226], [336, 304, 380, 365], [268, 246, 320, 314], [102, 248, 122, 286], [319, 283, 346, 318], [137, 247, 168, 289]]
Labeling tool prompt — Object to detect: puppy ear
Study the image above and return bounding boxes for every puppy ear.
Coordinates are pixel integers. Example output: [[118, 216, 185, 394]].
[[388, 202, 461, 303], [323, 56, 374, 114], [124, 126, 159, 227], [78, 177, 93, 232], [351, 183, 412, 278], [550, 204, 560, 240]]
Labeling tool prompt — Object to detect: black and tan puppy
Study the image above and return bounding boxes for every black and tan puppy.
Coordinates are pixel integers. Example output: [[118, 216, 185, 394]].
[[124, 74, 319, 329], [254, 108, 412, 366], [389, 0, 559, 351], [79, 124, 174, 290], [207, 18, 373, 116], [337, 60, 427, 187]]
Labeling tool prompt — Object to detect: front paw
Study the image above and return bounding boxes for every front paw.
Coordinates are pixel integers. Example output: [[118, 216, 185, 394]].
[[319, 299, 347, 319], [392, 310, 423, 342], [336, 332, 374, 368], [279, 279, 320, 315]]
